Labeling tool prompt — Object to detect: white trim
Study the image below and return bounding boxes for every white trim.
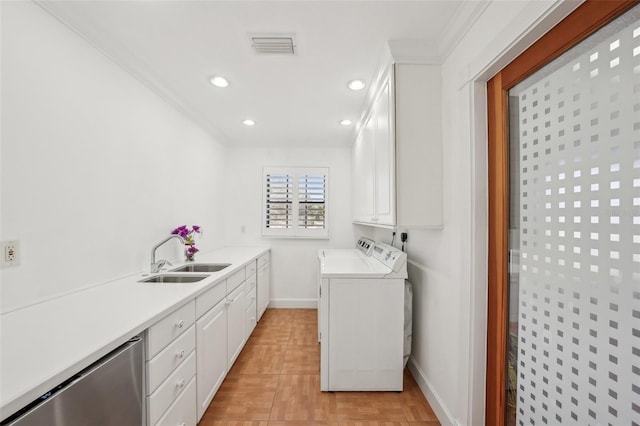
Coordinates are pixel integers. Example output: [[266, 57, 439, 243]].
[[437, 1, 491, 62], [466, 80, 490, 426], [407, 356, 456, 426], [461, 2, 584, 425], [267, 299, 317, 309], [465, 0, 585, 86]]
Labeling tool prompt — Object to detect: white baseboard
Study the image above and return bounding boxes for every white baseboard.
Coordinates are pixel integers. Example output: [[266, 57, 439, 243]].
[[268, 299, 318, 309], [407, 356, 457, 426]]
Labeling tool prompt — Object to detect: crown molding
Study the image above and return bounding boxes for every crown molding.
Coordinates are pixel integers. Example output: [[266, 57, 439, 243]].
[[437, 0, 491, 62], [387, 39, 441, 65]]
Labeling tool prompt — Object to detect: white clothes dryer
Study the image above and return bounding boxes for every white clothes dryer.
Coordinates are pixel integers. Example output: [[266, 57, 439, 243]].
[[316, 237, 375, 340], [318, 242, 408, 391]]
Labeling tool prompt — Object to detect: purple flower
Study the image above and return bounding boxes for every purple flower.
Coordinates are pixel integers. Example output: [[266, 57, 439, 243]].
[[172, 225, 201, 259], [171, 225, 187, 235]]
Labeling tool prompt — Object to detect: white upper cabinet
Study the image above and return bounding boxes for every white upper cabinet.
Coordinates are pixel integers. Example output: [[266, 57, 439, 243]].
[[352, 47, 442, 229]]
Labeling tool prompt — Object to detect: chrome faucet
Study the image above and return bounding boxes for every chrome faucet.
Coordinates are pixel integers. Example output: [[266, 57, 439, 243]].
[[150, 234, 185, 273]]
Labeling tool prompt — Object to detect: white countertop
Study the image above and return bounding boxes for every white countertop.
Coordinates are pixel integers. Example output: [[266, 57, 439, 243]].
[[0, 245, 269, 421]]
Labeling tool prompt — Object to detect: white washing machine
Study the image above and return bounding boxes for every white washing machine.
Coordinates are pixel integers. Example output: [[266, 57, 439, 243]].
[[317, 237, 375, 340], [318, 242, 408, 391]]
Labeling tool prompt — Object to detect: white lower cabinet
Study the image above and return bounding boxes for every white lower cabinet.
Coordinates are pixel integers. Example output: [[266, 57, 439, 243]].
[[148, 352, 196, 425], [143, 252, 272, 425], [226, 282, 246, 367], [244, 283, 257, 338], [244, 263, 257, 338], [256, 256, 270, 321], [156, 376, 197, 426], [145, 300, 196, 426], [196, 298, 227, 420], [147, 325, 195, 394]]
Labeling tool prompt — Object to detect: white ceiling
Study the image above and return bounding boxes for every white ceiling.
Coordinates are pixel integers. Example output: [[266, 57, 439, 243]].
[[38, 1, 483, 147]]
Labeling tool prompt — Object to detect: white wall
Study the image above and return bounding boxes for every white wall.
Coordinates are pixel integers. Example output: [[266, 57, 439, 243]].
[[0, 1, 227, 312], [224, 146, 355, 307], [374, 1, 583, 425]]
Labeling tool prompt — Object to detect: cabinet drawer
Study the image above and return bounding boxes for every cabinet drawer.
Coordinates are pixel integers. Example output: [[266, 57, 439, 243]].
[[226, 268, 246, 293], [245, 260, 257, 278], [147, 301, 195, 360], [154, 376, 196, 426], [196, 280, 226, 319], [245, 273, 257, 292], [147, 325, 195, 394], [245, 301, 257, 338], [245, 285, 257, 310], [257, 252, 270, 268], [148, 350, 196, 426]]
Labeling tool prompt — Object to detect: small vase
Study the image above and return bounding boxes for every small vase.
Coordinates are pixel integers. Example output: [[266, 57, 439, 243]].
[[185, 244, 198, 262]]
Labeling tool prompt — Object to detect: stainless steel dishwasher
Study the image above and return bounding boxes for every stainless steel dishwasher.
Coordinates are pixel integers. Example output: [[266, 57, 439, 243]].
[[2, 336, 144, 426]]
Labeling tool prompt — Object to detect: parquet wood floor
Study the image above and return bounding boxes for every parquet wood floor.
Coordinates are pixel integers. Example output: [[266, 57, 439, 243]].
[[199, 308, 440, 426]]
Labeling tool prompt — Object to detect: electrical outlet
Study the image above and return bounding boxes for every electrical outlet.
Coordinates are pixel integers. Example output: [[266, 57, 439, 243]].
[[2, 240, 20, 267]]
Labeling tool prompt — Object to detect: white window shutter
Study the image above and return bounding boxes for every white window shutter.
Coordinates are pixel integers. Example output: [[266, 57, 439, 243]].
[[263, 167, 329, 238]]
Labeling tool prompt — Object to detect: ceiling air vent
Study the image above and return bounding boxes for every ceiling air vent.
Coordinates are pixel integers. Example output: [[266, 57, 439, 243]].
[[250, 34, 296, 55]]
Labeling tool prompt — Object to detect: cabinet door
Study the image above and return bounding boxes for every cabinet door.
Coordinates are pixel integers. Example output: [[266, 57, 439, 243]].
[[244, 285, 257, 339], [373, 77, 395, 226], [256, 263, 270, 321], [352, 132, 365, 222], [196, 300, 227, 421], [227, 282, 246, 368], [352, 117, 376, 223], [362, 113, 376, 222]]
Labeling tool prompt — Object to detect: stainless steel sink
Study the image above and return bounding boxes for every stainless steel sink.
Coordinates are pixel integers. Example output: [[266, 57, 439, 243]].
[[170, 263, 231, 273], [139, 274, 209, 283]]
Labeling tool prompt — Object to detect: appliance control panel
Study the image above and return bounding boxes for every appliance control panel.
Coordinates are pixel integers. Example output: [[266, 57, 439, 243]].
[[371, 243, 407, 272], [355, 237, 375, 256]]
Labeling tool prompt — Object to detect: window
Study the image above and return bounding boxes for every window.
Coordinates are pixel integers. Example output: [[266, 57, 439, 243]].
[[263, 167, 329, 238]]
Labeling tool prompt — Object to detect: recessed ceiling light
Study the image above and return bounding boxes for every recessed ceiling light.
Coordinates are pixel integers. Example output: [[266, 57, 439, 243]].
[[347, 80, 365, 91], [242, 119, 256, 126], [210, 76, 229, 88], [339, 119, 353, 126]]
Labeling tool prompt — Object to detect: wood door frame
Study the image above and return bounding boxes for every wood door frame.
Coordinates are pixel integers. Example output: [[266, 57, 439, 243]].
[[485, 1, 638, 425]]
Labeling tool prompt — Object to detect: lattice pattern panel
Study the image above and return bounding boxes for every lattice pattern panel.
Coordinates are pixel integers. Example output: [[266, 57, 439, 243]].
[[514, 11, 640, 426]]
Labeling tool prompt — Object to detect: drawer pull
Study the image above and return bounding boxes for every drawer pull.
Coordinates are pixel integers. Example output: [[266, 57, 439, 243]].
[[176, 349, 185, 359], [176, 378, 185, 389], [175, 319, 184, 329], [251, 295, 256, 300], [179, 423, 186, 426]]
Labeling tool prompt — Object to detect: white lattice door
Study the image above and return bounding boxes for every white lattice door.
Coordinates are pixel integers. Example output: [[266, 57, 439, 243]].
[[507, 5, 640, 425]]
